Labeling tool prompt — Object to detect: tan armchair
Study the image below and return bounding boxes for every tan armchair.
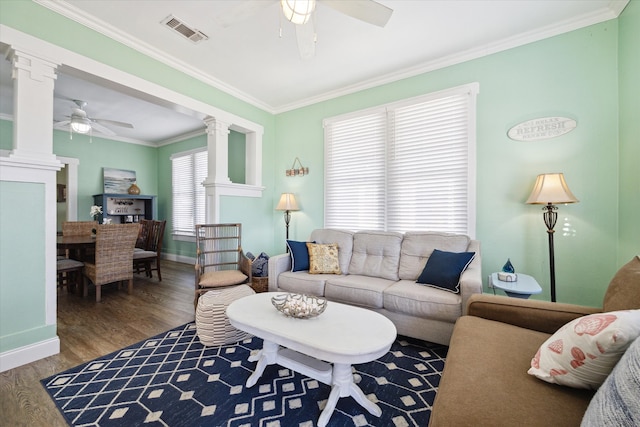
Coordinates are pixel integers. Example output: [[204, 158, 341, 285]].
[[430, 256, 640, 426], [194, 223, 252, 308]]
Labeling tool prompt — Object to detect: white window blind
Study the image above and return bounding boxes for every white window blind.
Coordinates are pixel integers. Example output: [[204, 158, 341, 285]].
[[171, 148, 207, 237], [323, 83, 478, 236]]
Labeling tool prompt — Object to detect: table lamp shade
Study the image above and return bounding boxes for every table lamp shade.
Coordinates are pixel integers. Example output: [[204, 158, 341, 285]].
[[276, 193, 299, 211], [526, 173, 578, 205]]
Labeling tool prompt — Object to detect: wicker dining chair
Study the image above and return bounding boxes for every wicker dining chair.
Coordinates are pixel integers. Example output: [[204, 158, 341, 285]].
[[83, 223, 139, 302], [194, 223, 252, 308], [62, 221, 98, 261], [133, 219, 166, 280], [62, 221, 97, 236]]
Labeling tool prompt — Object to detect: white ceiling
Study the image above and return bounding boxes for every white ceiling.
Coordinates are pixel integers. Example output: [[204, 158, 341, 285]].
[[0, 0, 628, 144]]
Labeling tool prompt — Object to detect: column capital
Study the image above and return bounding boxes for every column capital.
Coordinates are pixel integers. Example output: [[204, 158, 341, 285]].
[[7, 48, 59, 83], [204, 117, 231, 136]]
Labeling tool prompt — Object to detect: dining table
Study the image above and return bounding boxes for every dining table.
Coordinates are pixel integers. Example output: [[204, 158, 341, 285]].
[[57, 235, 96, 262]]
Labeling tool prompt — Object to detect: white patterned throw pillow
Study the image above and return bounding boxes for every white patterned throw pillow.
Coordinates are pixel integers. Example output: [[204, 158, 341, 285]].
[[528, 310, 640, 389]]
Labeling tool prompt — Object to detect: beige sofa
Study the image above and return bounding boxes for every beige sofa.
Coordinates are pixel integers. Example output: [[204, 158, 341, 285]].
[[268, 228, 482, 345], [429, 256, 640, 427]]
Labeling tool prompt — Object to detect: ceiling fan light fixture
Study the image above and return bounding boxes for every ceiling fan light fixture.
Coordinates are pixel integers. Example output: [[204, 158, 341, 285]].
[[281, 0, 316, 25], [70, 116, 91, 134]]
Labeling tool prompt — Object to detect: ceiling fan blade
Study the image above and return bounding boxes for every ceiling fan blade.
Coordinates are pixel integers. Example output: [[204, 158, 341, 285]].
[[90, 122, 117, 136], [295, 21, 316, 60], [93, 118, 134, 129], [54, 120, 71, 129], [322, 0, 393, 27], [216, 0, 277, 27]]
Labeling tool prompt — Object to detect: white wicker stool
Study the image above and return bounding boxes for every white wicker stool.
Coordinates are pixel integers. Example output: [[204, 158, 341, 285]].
[[195, 284, 255, 346]]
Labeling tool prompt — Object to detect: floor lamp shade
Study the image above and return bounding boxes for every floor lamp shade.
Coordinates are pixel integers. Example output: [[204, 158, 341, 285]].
[[276, 193, 300, 248], [526, 173, 578, 302]]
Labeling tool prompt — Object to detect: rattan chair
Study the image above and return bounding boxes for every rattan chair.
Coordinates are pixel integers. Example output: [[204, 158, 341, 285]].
[[83, 223, 139, 302], [62, 221, 97, 261], [62, 221, 97, 236], [133, 219, 166, 280], [194, 223, 252, 308]]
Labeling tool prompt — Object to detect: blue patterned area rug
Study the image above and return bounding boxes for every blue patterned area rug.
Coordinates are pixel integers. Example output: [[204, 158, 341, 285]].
[[42, 323, 447, 427]]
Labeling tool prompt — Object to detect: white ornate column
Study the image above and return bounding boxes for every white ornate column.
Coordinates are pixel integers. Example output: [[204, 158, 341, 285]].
[[7, 48, 59, 165], [0, 48, 62, 371], [203, 117, 232, 185], [202, 117, 231, 223]]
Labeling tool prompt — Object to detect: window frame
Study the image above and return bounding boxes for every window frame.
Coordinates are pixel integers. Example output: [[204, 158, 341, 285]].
[[322, 83, 479, 237], [170, 147, 208, 241]]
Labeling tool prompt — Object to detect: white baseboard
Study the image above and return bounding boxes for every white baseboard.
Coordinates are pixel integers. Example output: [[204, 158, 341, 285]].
[[0, 337, 60, 373]]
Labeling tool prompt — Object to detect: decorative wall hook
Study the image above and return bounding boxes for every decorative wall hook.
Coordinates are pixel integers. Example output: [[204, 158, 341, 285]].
[[286, 157, 309, 177]]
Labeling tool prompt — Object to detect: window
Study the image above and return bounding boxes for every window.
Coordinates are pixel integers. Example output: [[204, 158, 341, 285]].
[[171, 148, 207, 238], [323, 83, 478, 236]]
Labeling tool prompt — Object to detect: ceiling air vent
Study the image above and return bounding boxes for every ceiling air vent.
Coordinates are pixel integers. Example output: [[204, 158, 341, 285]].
[[161, 15, 208, 44]]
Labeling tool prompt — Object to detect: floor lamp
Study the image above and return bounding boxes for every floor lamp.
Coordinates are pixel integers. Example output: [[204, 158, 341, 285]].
[[526, 173, 578, 302], [276, 193, 299, 252]]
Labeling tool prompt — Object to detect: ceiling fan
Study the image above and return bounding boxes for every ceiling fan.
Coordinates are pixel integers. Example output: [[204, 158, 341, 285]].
[[55, 99, 134, 137], [218, 0, 393, 59]]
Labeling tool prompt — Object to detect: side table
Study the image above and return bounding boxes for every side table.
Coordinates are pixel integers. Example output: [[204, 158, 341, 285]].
[[488, 272, 542, 299]]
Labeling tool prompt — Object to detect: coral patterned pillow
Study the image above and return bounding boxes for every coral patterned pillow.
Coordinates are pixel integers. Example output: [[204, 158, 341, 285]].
[[528, 310, 640, 389]]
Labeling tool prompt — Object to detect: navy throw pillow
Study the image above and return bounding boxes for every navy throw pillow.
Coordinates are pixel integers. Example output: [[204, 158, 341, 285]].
[[286, 240, 314, 272], [416, 249, 475, 293]]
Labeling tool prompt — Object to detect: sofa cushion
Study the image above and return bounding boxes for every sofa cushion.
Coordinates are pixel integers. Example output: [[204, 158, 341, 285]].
[[430, 316, 594, 427], [581, 336, 640, 426], [528, 309, 640, 389], [348, 231, 403, 281], [310, 229, 354, 274], [384, 280, 462, 323], [324, 275, 396, 309], [307, 243, 341, 274], [416, 249, 475, 293], [277, 271, 326, 296], [399, 231, 471, 280], [286, 240, 313, 272]]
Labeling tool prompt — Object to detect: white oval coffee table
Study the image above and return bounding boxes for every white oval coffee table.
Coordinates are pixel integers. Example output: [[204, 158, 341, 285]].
[[227, 292, 397, 427]]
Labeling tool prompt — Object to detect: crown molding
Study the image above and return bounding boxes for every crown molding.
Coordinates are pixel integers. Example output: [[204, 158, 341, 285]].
[[34, 0, 628, 115], [272, 1, 628, 113]]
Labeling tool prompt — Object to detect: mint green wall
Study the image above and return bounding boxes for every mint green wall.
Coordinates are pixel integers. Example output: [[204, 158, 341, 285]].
[[0, 0, 636, 362], [0, 181, 55, 353], [275, 21, 622, 307], [53, 130, 159, 219], [618, 0, 640, 264], [0, 1, 276, 357]]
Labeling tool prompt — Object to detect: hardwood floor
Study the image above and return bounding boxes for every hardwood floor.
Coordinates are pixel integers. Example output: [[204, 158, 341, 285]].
[[0, 260, 196, 427]]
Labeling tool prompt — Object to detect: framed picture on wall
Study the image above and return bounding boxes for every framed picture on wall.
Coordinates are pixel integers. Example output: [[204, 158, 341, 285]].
[[103, 168, 136, 194]]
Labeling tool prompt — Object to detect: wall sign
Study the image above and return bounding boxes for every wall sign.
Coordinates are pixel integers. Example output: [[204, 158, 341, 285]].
[[508, 116, 577, 141]]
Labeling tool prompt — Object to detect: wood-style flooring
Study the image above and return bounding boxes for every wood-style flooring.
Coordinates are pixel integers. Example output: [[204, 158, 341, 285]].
[[0, 260, 196, 427]]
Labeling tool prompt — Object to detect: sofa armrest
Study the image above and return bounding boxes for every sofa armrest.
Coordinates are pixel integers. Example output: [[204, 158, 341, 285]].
[[268, 253, 291, 291], [459, 240, 483, 315], [466, 294, 602, 334]]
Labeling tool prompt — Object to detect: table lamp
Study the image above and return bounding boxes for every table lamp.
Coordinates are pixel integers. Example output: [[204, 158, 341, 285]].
[[526, 173, 578, 302]]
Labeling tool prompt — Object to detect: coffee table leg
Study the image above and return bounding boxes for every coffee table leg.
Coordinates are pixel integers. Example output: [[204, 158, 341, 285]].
[[317, 363, 382, 427], [246, 340, 279, 388]]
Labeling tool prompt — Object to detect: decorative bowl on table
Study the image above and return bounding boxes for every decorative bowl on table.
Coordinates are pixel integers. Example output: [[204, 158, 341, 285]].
[[271, 293, 327, 319]]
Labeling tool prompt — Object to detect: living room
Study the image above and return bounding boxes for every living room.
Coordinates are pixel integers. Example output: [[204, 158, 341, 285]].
[[0, 0, 638, 422]]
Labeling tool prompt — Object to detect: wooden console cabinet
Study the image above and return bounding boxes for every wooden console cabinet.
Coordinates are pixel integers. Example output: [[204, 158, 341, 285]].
[[93, 194, 157, 224]]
